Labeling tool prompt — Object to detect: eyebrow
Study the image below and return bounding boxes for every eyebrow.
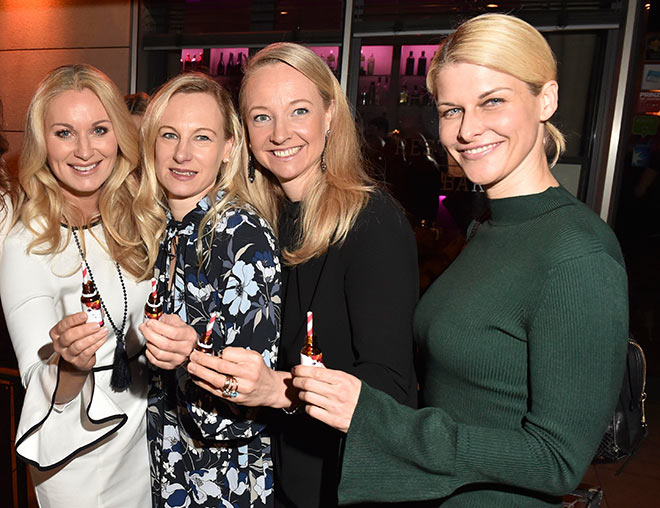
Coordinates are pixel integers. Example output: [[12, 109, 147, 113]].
[[436, 87, 513, 107], [50, 119, 111, 129], [247, 98, 314, 115], [158, 124, 218, 135]]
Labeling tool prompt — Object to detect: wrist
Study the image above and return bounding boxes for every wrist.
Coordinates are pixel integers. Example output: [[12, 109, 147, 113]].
[[59, 357, 91, 375]]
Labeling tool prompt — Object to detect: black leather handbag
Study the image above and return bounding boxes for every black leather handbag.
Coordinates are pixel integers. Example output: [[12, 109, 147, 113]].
[[592, 337, 648, 469]]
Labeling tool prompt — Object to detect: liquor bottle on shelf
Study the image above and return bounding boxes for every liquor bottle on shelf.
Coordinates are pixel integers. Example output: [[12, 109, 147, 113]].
[[300, 312, 323, 367], [81, 268, 104, 327], [360, 51, 366, 75], [216, 52, 225, 76], [399, 84, 409, 105], [367, 53, 375, 76], [226, 52, 235, 75], [359, 88, 368, 106], [237, 53, 244, 75], [417, 50, 427, 76], [327, 50, 336, 71], [375, 77, 383, 106], [367, 81, 376, 105], [405, 51, 415, 75]]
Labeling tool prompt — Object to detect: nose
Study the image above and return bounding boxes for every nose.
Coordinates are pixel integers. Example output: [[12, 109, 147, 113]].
[[173, 139, 192, 163], [270, 118, 291, 145], [457, 109, 483, 143], [74, 135, 93, 160]]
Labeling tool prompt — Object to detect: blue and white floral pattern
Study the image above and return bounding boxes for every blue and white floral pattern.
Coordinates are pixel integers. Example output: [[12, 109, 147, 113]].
[[148, 193, 281, 507]]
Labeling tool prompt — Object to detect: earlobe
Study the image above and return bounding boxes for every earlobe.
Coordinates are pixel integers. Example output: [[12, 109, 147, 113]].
[[224, 136, 234, 160], [325, 100, 336, 132], [539, 80, 558, 122]]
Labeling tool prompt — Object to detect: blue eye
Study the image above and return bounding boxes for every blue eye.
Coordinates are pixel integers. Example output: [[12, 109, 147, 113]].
[[441, 107, 461, 119], [55, 129, 72, 138], [484, 97, 504, 107], [195, 134, 211, 141], [253, 114, 269, 123], [161, 132, 177, 140], [93, 126, 109, 136], [293, 108, 309, 116]]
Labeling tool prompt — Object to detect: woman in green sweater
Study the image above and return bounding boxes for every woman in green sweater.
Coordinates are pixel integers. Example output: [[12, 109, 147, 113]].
[[291, 13, 629, 507]]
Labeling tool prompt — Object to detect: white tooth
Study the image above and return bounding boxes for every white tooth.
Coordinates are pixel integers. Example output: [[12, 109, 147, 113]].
[[172, 169, 195, 176], [273, 147, 301, 157], [464, 143, 497, 154], [73, 162, 99, 171]]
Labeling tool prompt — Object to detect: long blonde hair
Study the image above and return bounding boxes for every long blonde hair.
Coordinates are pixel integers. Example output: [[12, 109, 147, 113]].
[[0, 99, 14, 224], [239, 42, 375, 266], [16, 64, 161, 280], [141, 72, 278, 267], [426, 13, 565, 167]]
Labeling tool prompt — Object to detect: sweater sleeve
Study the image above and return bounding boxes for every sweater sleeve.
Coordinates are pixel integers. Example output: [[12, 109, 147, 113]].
[[0, 231, 126, 471], [342, 193, 419, 405], [338, 252, 628, 504], [183, 209, 281, 441]]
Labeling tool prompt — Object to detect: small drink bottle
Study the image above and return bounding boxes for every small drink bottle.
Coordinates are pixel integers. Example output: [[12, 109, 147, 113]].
[[81, 267, 104, 326], [196, 312, 218, 354], [300, 311, 323, 367], [144, 278, 163, 321]]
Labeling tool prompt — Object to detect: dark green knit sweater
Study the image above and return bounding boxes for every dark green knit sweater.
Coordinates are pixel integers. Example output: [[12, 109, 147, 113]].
[[339, 186, 629, 507]]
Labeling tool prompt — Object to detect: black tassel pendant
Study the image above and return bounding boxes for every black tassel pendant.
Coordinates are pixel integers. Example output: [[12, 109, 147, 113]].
[[110, 337, 131, 392]]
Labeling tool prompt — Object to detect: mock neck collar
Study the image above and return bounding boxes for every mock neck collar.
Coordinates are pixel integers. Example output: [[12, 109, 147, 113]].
[[488, 186, 571, 226]]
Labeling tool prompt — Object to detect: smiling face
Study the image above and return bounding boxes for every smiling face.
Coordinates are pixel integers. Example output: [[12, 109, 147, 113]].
[[44, 88, 118, 217], [243, 62, 333, 201], [155, 92, 233, 219], [434, 62, 558, 199]]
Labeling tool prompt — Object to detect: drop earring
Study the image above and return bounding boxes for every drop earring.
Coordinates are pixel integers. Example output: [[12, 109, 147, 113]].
[[320, 129, 330, 173], [248, 155, 255, 183]]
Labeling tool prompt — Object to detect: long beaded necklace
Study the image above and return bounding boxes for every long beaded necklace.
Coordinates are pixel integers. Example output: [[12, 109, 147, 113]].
[[72, 228, 131, 391]]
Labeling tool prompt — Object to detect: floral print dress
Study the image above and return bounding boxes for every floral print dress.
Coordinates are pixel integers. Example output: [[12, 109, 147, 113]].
[[147, 193, 281, 508]]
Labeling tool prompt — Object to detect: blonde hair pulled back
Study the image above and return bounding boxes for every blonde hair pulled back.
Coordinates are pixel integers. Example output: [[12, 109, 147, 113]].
[[426, 13, 565, 167]]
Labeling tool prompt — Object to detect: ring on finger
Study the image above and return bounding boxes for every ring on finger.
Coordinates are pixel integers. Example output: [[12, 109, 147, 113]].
[[222, 375, 239, 398]]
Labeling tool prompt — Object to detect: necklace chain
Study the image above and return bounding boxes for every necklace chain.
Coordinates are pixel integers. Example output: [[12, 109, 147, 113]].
[[72, 229, 128, 343]]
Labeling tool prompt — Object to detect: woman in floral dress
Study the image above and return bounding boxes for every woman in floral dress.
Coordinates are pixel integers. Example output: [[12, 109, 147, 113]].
[[139, 72, 281, 508]]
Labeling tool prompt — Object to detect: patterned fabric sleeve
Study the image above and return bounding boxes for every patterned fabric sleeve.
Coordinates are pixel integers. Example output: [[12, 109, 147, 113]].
[[182, 207, 281, 441]]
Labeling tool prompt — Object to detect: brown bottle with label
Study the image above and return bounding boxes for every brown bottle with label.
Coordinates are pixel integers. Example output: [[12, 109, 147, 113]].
[[300, 311, 323, 366], [81, 268, 104, 326]]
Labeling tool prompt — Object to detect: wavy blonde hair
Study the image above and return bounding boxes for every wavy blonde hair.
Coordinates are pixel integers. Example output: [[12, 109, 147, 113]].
[[16, 64, 161, 280], [426, 13, 566, 167], [0, 99, 14, 225], [239, 42, 375, 265], [141, 72, 278, 267]]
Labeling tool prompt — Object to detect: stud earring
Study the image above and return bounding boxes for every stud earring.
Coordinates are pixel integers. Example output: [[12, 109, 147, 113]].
[[248, 155, 256, 183]]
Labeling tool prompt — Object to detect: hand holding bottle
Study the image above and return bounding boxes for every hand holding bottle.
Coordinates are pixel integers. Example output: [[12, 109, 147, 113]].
[[50, 311, 109, 372], [188, 346, 293, 407], [291, 365, 362, 433], [141, 313, 197, 370]]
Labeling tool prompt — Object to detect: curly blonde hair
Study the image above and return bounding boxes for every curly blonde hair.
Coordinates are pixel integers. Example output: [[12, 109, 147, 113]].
[[141, 72, 278, 267], [426, 13, 565, 167], [16, 64, 161, 280], [239, 42, 375, 265]]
